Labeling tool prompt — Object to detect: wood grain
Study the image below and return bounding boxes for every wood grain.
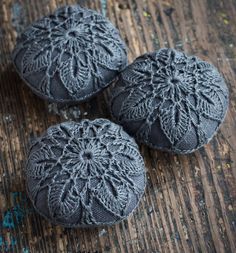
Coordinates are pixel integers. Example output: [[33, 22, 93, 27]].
[[0, 0, 236, 252]]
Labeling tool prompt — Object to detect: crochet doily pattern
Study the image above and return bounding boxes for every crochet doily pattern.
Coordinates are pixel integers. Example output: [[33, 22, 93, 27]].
[[13, 5, 127, 103], [111, 48, 229, 153], [26, 119, 146, 227]]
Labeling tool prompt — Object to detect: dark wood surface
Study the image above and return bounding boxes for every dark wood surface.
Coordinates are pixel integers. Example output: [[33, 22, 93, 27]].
[[0, 0, 236, 252]]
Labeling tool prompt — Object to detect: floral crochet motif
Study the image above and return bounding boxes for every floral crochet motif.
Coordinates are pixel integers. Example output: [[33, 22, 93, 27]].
[[111, 49, 229, 153], [13, 5, 127, 102], [26, 119, 146, 227]]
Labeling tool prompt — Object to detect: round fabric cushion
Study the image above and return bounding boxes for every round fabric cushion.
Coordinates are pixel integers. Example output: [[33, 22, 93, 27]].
[[13, 5, 127, 103], [26, 119, 146, 227], [110, 48, 229, 153]]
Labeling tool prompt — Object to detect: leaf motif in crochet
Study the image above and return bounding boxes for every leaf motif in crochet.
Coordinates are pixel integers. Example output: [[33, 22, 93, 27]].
[[94, 181, 128, 217], [159, 104, 191, 144], [60, 57, 91, 95], [120, 89, 151, 121], [22, 44, 50, 75], [48, 180, 80, 218]]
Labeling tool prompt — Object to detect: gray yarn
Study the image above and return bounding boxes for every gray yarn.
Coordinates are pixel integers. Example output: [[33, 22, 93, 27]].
[[12, 5, 127, 103], [26, 119, 146, 227], [110, 48, 229, 154]]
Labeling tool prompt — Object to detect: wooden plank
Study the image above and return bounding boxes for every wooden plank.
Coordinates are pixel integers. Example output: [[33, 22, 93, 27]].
[[0, 0, 236, 252]]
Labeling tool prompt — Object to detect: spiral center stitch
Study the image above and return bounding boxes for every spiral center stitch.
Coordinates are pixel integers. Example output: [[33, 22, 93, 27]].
[[168, 77, 180, 85], [81, 150, 93, 161], [67, 30, 80, 38]]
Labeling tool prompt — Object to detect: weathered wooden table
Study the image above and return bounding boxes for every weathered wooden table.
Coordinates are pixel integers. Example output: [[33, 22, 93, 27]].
[[0, 0, 236, 252]]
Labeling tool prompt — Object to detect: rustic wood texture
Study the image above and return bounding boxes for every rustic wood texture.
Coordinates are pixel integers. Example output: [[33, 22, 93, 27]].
[[0, 0, 236, 252]]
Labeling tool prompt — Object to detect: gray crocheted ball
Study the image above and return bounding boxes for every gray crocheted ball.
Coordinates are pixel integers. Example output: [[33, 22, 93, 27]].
[[110, 48, 229, 154], [26, 119, 146, 227], [12, 5, 127, 103]]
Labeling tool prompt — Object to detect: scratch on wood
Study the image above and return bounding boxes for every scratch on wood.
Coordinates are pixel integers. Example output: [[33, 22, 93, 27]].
[[100, 0, 107, 16], [0, 235, 17, 252], [0, 192, 32, 251], [11, 2, 27, 34]]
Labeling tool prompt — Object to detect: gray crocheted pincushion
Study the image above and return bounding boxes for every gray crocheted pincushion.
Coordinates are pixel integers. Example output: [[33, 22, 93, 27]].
[[26, 119, 146, 227], [110, 48, 229, 154], [12, 5, 127, 103]]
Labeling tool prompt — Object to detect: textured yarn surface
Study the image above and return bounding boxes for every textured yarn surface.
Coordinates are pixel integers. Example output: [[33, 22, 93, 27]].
[[12, 5, 127, 103], [111, 48, 229, 153], [26, 119, 146, 227]]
